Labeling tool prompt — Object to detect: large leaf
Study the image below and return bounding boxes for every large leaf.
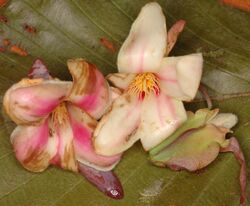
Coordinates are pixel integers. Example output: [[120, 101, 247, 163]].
[[0, 0, 250, 205]]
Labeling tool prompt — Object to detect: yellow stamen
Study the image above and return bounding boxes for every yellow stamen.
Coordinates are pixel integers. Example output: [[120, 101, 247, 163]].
[[128, 73, 160, 99]]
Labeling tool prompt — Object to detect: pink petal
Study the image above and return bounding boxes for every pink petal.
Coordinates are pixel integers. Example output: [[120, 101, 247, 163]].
[[67, 59, 110, 119], [117, 2, 166, 73], [67, 104, 121, 171], [3, 78, 71, 124], [166, 20, 186, 55], [220, 137, 247, 204], [139, 93, 187, 151], [157, 53, 203, 101], [94, 93, 142, 156], [106, 73, 135, 91], [11, 119, 57, 172], [49, 104, 78, 172]]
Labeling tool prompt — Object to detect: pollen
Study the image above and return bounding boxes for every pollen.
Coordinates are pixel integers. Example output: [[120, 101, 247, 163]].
[[128, 73, 160, 99]]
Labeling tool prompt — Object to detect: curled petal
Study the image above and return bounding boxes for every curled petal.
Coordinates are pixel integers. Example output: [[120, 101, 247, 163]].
[[67, 104, 121, 171], [67, 59, 110, 119], [94, 93, 142, 156], [157, 53, 203, 101], [138, 93, 187, 151], [150, 124, 228, 171], [11, 119, 57, 172], [106, 73, 136, 91], [117, 2, 167, 73], [166, 20, 186, 56], [3, 78, 71, 125]]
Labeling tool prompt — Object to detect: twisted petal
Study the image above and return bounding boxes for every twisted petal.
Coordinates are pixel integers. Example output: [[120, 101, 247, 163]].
[[67, 59, 110, 119], [10, 119, 57, 172], [3, 78, 71, 125], [67, 104, 121, 171], [138, 93, 187, 151], [94, 94, 142, 156], [157, 53, 203, 101], [117, 2, 167, 73]]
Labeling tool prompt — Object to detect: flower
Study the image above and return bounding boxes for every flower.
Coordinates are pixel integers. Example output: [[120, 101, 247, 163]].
[[3, 59, 121, 172], [149, 109, 247, 204], [93, 2, 203, 156]]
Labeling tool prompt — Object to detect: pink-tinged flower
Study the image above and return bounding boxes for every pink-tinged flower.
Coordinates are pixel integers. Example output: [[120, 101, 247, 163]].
[[93, 2, 203, 156], [3, 59, 121, 172]]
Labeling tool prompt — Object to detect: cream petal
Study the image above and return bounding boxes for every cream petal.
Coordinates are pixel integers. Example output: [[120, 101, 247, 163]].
[[3, 78, 71, 125], [138, 93, 187, 151], [94, 93, 142, 156], [117, 2, 167, 73], [67, 104, 121, 171], [106, 73, 135, 91], [67, 59, 111, 119], [11, 119, 57, 172], [157, 53, 203, 101]]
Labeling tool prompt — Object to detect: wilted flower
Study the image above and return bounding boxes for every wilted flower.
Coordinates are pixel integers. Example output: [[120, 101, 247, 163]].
[[3, 59, 121, 172]]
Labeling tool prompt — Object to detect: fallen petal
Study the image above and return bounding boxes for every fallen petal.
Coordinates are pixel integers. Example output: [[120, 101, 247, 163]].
[[67, 59, 110, 119], [3, 78, 71, 124], [166, 20, 186, 55], [220, 137, 247, 204], [158, 53, 203, 101], [11, 119, 57, 172], [94, 93, 142, 156], [67, 104, 121, 171], [78, 163, 124, 199], [117, 2, 167, 73]]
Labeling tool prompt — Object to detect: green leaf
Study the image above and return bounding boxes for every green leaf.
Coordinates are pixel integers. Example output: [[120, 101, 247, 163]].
[[0, 0, 249, 205]]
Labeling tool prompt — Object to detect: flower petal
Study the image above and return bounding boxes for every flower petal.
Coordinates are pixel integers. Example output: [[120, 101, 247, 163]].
[[3, 78, 71, 125], [94, 93, 142, 156], [49, 104, 78, 172], [157, 53, 203, 101], [138, 93, 187, 151], [67, 104, 121, 171], [67, 59, 110, 119], [106, 73, 135, 91], [117, 2, 167, 73], [11, 119, 57, 172]]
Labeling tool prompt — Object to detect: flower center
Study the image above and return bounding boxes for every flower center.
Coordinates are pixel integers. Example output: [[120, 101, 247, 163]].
[[128, 73, 160, 100], [51, 102, 69, 126]]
